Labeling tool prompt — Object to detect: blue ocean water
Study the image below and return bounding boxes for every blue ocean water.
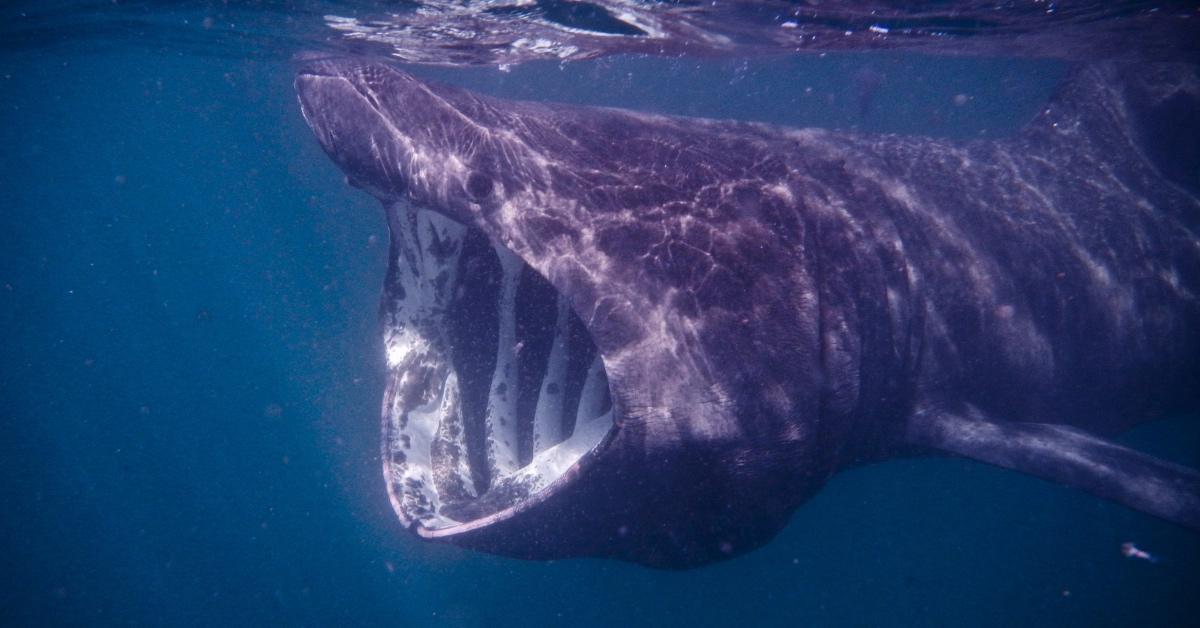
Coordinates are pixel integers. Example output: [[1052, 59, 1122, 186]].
[[2, 8, 1198, 628]]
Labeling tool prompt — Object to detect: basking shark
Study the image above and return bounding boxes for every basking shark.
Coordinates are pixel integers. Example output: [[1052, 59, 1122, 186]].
[[295, 56, 1200, 568]]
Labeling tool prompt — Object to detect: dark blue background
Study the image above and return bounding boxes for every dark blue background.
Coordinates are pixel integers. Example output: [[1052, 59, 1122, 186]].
[[2, 47, 1197, 626]]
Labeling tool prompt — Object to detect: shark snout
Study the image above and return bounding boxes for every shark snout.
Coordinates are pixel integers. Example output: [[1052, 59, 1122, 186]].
[[295, 69, 409, 199]]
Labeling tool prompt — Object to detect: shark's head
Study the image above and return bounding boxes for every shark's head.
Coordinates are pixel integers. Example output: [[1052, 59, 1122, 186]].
[[296, 57, 839, 568]]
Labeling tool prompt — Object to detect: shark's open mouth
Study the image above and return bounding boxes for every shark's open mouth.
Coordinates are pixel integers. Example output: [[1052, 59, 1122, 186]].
[[379, 204, 615, 535]]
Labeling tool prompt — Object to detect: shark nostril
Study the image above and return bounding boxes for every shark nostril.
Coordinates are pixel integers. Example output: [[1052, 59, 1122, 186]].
[[466, 171, 494, 200]]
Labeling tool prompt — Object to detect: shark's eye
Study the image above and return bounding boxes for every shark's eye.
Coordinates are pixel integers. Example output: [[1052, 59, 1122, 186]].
[[466, 171, 494, 200], [380, 206, 615, 534]]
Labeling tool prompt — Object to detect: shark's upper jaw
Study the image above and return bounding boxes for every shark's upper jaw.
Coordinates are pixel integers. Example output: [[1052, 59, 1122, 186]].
[[295, 59, 439, 204], [296, 59, 613, 534], [296, 57, 623, 539]]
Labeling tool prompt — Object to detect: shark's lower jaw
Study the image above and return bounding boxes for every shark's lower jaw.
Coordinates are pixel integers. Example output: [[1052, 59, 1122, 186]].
[[379, 203, 614, 535]]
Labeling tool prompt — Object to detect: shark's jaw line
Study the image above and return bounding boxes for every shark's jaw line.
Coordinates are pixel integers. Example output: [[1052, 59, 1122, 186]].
[[379, 202, 616, 535]]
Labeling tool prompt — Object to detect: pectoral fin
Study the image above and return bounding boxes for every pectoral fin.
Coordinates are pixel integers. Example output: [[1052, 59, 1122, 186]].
[[906, 408, 1200, 530]]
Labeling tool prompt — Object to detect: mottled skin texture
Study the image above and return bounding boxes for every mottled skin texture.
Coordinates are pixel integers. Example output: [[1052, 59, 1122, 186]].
[[296, 58, 1200, 568]]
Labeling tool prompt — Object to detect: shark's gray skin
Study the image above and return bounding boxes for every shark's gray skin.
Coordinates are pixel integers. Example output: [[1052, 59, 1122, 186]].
[[295, 57, 1200, 569]]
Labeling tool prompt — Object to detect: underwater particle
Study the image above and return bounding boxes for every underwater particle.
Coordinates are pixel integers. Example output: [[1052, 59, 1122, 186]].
[[953, 93, 970, 107], [1120, 541, 1158, 562]]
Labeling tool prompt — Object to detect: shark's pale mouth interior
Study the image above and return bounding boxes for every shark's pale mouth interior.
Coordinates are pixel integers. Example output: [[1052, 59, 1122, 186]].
[[380, 205, 614, 533]]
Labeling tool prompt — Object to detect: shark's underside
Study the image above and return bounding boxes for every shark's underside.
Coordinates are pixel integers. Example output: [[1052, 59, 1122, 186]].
[[295, 57, 1200, 568]]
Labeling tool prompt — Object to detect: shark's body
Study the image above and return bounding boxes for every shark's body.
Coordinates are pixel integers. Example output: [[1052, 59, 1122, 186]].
[[296, 58, 1200, 568]]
